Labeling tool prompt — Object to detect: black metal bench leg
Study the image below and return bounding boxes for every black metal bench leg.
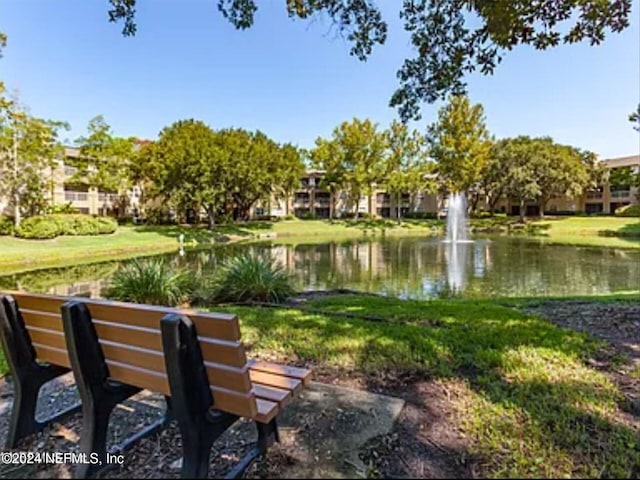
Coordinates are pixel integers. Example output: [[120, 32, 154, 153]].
[[7, 381, 40, 449], [162, 314, 242, 479], [61, 301, 141, 479], [1, 295, 79, 449], [75, 399, 115, 479], [224, 418, 281, 479], [257, 418, 280, 453]]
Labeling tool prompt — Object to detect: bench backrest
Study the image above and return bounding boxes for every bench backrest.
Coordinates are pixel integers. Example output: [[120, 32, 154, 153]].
[[4, 291, 259, 419]]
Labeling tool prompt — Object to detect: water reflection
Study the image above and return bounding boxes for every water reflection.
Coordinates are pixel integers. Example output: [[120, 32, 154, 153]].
[[1, 237, 638, 300]]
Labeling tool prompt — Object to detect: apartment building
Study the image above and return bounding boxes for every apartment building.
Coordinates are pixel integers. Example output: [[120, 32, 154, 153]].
[[492, 154, 640, 216], [1, 146, 142, 218], [258, 170, 439, 219]]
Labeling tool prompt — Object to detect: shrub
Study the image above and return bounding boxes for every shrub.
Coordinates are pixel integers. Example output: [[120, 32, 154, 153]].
[[0, 216, 14, 236], [47, 202, 80, 215], [615, 204, 640, 217], [144, 207, 178, 225], [14, 214, 117, 239], [212, 254, 295, 304], [404, 211, 438, 220], [299, 212, 317, 220], [15, 216, 62, 239], [105, 258, 197, 306], [281, 214, 297, 221]]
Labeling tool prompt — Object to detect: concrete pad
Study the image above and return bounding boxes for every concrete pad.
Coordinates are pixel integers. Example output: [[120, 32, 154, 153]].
[[271, 381, 405, 478]]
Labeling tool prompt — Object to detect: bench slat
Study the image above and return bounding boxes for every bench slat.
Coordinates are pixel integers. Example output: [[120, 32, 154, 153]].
[[10, 291, 241, 341], [252, 384, 293, 408], [249, 370, 302, 395], [254, 399, 279, 424], [34, 344, 70, 368], [22, 310, 63, 332], [99, 342, 253, 393], [26, 327, 66, 350], [248, 360, 312, 385]]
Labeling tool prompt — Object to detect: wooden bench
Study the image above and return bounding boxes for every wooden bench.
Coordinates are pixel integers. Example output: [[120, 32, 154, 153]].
[[0, 291, 312, 478]]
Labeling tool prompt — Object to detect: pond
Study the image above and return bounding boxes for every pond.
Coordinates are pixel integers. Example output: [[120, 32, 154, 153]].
[[1, 236, 638, 300]]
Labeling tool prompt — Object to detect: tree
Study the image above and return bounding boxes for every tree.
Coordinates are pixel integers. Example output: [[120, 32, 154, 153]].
[[479, 150, 509, 215], [0, 90, 67, 227], [531, 139, 592, 217], [492, 136, 540, 222], [312, 118, 386, 217], [101, 0, 631, 121], [148, 119, 229, 229], [73, 115, 137, 216], [310, 138, 347, 220], [630, 104, 640, 132], [492, 136, 597, 221], [427, 95, 492, 201], [383, 120, 432, 222], [272, 143, 305, 216]]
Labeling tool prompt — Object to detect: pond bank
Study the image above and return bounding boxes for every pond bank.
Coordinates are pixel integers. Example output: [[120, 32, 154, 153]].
[[0, 217, 638, 276]]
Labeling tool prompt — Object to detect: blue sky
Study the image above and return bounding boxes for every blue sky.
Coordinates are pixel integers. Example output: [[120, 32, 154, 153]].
[[1, 0, 639, 158]]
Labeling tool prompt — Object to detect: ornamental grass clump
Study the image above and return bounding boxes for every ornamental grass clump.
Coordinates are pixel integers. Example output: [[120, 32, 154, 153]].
[[213, 253, 295, 304], [106, 258, 197, 307]]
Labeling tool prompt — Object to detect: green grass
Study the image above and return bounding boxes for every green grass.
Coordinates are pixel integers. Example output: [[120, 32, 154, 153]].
[[215, 294, 639, 478], [527, 216, 640, 249]]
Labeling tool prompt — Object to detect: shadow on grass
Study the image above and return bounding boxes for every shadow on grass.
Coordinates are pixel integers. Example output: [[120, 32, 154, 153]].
[[228, 295, 639, 478], [131, 222, 274, 243], [331, 218, 442, 231], [598, 222, 640, 239]]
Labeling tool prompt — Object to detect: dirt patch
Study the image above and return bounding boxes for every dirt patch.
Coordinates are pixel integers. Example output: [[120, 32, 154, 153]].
[[523, 300, 640, 424]]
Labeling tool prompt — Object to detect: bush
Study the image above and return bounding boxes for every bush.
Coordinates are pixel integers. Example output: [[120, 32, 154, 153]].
[[105, 258, 197, 306], [212, 254, 295, 304], [281, 214, 297, 221], [299, 212, 317, 220], [0, 216, 14, 236], [47, 202, 80, 215], [14, 214, 117, 239], [15, 216, 61, 239], [404, 211, 438, 220], [615, 204, 640, 217]]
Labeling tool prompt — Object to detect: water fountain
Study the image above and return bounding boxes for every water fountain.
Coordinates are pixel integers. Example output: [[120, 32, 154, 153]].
[[445, 192, 470, 243], [442, 192, 472, 293]]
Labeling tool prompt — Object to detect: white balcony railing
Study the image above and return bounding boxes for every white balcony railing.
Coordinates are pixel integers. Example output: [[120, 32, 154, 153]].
[[586, 191, 603, 200], [64, 191, 88, 202], [98, 193, 118, 203], [611, 190, 631, 199]]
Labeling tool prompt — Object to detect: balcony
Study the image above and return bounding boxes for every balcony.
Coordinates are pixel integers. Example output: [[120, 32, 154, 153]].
[[98, 193, 118, 203], [64, 191, 88, 202], [611, 190, 631, 199], [586, 191, 603, 200]]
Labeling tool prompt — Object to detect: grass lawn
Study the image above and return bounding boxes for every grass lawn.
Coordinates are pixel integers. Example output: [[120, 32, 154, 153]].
[[0, 216, 638, 275], [217, 294, 638, 478], [527, 216, 640, 249]]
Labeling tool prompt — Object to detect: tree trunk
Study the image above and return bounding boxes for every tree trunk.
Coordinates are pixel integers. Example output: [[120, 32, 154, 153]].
[[519, 199, 526, 223], [329, 190, 334, 220], [396, 192, 401, 224], [539, 198, 546, 218], [206, 206, 216, 231], [13, 127, 21, 229], [368, 191, 374, 218]]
